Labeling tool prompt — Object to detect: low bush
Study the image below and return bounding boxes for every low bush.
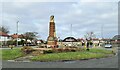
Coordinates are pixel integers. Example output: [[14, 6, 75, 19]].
[[52, 48, 58, 53], [70, 48, 76, 52], [69, 46, 78, 48], [39, 48, 87, 54], [21, 46, 34, 54], [52, 48, 81, 53], [57, 48, 64, 52], [38, 46, 45, 48], [52, 48, 64, 53], [31, 50, 44, 56], [7, 40, 14, 45], [63, 48, 70, 52], [43, 50, 53, 54]]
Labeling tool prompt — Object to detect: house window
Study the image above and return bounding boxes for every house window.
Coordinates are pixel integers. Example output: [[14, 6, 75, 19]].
[[7, 36, 10, 39]]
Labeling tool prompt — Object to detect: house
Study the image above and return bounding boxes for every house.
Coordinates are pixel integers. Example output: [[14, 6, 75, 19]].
[[11, 34, 25, 41], [11, 33, 24, 39], [111, 35, 120, 44], [11, 34, 38, 46], [0, 31, 11, 46], [102, 38, 111, 44]]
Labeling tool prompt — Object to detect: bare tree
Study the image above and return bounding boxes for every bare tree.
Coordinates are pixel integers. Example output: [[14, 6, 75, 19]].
[[0, 26, 9, 34], [23, 32, 38, 45], [84, 32, 96, 40], [84, 32, 96, 51]]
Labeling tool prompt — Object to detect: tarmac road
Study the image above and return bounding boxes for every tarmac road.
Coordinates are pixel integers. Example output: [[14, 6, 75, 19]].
[[2, 50, 119, 68]]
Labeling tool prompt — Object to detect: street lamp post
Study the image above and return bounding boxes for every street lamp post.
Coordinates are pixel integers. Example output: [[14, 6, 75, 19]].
[[101, 24, 104, 47], [101, 24, 104, 39], [70, 24, 73, 47], [16, 21, 19, 47]]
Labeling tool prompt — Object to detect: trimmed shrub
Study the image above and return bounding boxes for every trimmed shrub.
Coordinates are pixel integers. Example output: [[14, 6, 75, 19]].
[[43, 50, 53, 54]]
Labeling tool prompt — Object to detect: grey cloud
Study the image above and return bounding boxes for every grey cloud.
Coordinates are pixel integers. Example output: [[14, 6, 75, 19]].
[[2, 2, 118, 40]]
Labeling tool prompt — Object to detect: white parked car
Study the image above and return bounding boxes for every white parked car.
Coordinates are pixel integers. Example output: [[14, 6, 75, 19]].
[[104, 44, 112, 48]]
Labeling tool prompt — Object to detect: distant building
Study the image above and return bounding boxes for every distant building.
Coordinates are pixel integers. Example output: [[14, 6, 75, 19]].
[[57, 37, 81, 47], [0, 31, 11, 41], [111, 35, 120, 44], [92, 38, 99, 44]]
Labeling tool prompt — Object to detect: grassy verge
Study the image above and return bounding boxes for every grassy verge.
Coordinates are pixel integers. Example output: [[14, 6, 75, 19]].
[[31, 48, 114, 62], [0, 49, 2, 60], [89, 48, 113, 54], [0, 48, 24, 60]]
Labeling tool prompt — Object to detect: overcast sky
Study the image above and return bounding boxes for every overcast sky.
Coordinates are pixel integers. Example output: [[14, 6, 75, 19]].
[[1, 0, 119, 40]]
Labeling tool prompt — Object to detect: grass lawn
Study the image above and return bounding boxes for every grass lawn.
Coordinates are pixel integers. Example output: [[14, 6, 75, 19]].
[[31, 48, 114, 62], [89, 48, 114, 54], [0, 48, 24, 60]]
